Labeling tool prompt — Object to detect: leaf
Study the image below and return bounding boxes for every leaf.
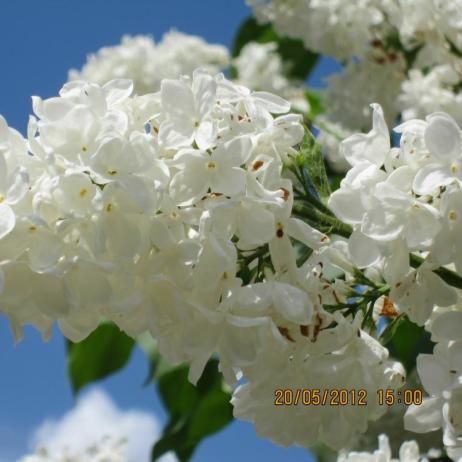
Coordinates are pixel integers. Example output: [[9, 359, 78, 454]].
[[232, 17, 276, 57], [152, 359, 233, 462], [305, 89, 325, 119], [380, 314, 405, 345], [67, 322, 135, 394], [383, 315, 434, 372], [232, 17, 319, 81], [297, 126, 331, 200]]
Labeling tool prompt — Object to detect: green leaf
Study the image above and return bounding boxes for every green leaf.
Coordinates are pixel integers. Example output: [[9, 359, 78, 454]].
[[380, 314, 406, 346], [297, 126, 331, 200], [152, 359, 233, 462], [232, 17, 277, 57], [384, 315, 434, 372], [305, 89, 325, 119], [232, 17, 319, 81], [137, 333, 174, 387], [157, 365, 200, 417], [67, 322, 135, 394]]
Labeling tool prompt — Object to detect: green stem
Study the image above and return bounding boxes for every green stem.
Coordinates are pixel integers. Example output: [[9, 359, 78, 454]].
[[293, 201, 462, 291], [292, 202, 353, 238], [410, 254, 462, 290], [289, 166, 335, 217]]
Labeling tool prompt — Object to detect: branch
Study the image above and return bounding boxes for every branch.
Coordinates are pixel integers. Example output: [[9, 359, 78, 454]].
[[293, 201, 462, 291]]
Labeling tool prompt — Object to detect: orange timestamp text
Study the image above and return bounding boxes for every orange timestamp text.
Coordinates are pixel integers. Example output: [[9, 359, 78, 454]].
[[274, 388, 424, 406]]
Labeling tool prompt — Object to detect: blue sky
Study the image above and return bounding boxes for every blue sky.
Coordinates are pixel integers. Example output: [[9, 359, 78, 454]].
[[0, 1, 340, 460]]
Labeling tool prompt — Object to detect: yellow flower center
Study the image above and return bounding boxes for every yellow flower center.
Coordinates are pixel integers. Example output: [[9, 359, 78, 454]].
[[449, 210, 458, 221]]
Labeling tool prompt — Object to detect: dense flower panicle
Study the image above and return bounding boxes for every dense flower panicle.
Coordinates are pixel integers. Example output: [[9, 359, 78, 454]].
[[399, 64, 462, 124], [233, 313, 405, 450], [0, 73, 410, 452], [246, 0, 462, 179], [69, 31, 230, 95], [246, 0, 462, 64], [388, 0, 462, 65], [325, 55, 406, 131], [0, 72, 307, 344], [328, 104, 462, 326], [246, 0, 394, 60], [233, 41, 309, 113]]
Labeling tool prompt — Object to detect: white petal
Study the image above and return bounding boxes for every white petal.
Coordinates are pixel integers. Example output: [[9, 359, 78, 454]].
[[210, 168, 246, 197], [348, 229, 381, 268], [417, 354, 452, 395], [413, 164, 455, 195], [271, 282, 313, 325], [237, 202, 275, 245], [6, 167, 29, 204], [158, 120, 194, 149], [425, 112, 461, 162], [404, 397, 443, 433], [195, 120, 216, 150], [424, 271, 458, 307], [213, 136, 253, 166], [0, 153, 7, 192], [192, 70, 217, 119], [362, 206, 404, 242], [432, 312, 462, 341], [103, 79, 133, 105], [103, 213, 141, 260], [170, 168, 209, 206], [287, 217, 329, 249], [0, 204, 15, 239], [28, 232, 64, 272], [63, 260, 111, 306], [340, 104, 389, 166], [383, 239, 409, 284], [161, 79, 195, 119], [252, 91, 290, 113], [328, 188, 365, 224]]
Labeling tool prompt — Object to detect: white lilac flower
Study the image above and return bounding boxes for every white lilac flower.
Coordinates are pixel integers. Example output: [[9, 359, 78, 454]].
[[390, 0, 462, 67], [338, 434, 421, 462], [3, 72, 327, 351], [328, 104, 462, 325], [399, 65, 462, 125], [0, 71, 412, 451], [246, 0, 393, 60], [233, 41, 309, 113], [232, 313, 406, 451], [405, 309, 462, 460], [69, 31, 229, 95], [325, 56, 406, 131], [413, 113, 462, 195]]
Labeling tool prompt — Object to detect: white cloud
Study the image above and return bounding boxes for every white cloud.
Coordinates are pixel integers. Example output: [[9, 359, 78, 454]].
[[29, 388, 175, 462]]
